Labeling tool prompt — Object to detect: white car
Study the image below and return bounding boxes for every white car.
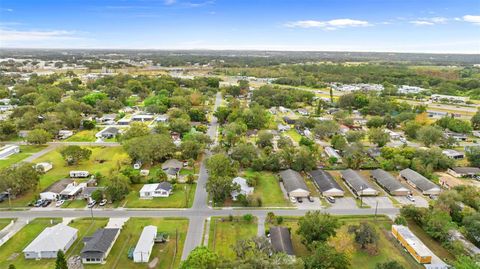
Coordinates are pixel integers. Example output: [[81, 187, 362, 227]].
[[406, 194, 415, 202], [87, 200, 96, 208], [55, 200, 65, 207], [99, 199, 107, 206], [290, 196, 297, 203]]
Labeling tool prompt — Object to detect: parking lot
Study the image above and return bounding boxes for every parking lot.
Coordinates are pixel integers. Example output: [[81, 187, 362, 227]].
[[361, 197, 394, 208], [296, 197, 323, 210], [328, 197, 357, 209], [394, 196, 429, 207]]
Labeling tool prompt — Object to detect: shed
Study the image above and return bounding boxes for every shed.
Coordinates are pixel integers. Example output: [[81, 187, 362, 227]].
[[278, 169, 310, 198], [399, 168, 441, 195], [269, 226, 294, 255], [370, 169, 410, 196], [307, 169, 344, 197], [340, 169, 378, 196], [133, 225, 157, 263], [23, 224, 78, 259]]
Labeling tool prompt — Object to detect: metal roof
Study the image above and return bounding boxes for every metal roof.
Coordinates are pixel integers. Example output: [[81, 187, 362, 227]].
[[371, 169, 409, 193], [450, 167, 480, 175], [393, 225, 433, 257], [399, 168, 440, 192], [279, 169, 308, 193], [23, 224, 78, 253], [307, 169, 343, 193], [134, 225, 157, 255], [340, 169, 376, 193], [270, 226, 294, 255]]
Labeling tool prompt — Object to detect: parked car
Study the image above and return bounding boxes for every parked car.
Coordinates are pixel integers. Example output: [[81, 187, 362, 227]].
[[87, 200, 96, 208], [326, 196, 335, 203], [0, 192, 9, 203], [307, 196, 314, 202], [297, 197, 303, 203], [55, 200, 65, 207], [99, 199, 107, 206], [289, 196, 297, 203], [34, 199, 44, 207], [41, 200, 51, 207], [406, 194, 415, 202], [429, 195, 438, 200]]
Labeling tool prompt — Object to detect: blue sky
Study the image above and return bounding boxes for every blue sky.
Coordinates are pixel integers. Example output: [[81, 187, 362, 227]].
[[0, 0, 479, 53]]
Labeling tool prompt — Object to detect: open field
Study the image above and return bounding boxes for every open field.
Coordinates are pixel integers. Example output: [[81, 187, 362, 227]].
[[243, 170, 291, 207], [124, 183, 196, 208], [0, 218, 62, 269], [83, 218, 189, 269], [208, 217, 258, 259], [65, 130, 98, 142], [0, 145, 47, 169]]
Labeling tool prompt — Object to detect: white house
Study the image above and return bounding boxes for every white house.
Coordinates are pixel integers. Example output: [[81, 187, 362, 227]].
[[23, 224, 78, 259], [58, 130, 74, 140], [133, 225, 157, 263], [0, 144, 20, 159], [35, 162, 53, 172], [139, 182, 173, 198], [70, 171, 90, 178], [231, 177, 254, 200]]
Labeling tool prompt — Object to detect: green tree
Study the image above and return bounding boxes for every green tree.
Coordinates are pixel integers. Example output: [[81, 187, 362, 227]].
[[55, 250, 68, 269], [206, 175, 239, 203], [303, 242, 350, 269], [105, 173, 130, 202], [121, 122, 150, 141], [123, 134, 175, 164], [331, 134, 347, 151], [0, 163, 40, 196], [345, 130, 365, 143], [471, 110, 480, 129], [462, 213, 480, 246], [8, 265, 16, 269], [466, 146, 480, 167], [256, 130, 273, 148], [453, 255, 480, 269], [375, 260, 405, 269], [60, 145, 92, 165], [26, 129, 52, 144], [368, 128, 390, 147], [170, 118, 192, 135], [366, 116, 385, 128], [349, 222, 379, 249], [291, 147, 316, 172], [313, 120, 339, 139], [417, 125, 443, 147], [180, 246, 219, 269], [206, 153, 237, 178], [297, 211, 340, 246], [181, 140, 202, 160]]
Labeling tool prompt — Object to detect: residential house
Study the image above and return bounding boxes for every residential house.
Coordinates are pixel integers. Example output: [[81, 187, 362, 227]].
[[445, 131, 468, 142], [133, 225, 157, 263], [297, 108, 309, 116], [370, 169, 410, 196], [40, 179, 86, 201], [139, 182, 173, 198], [340, 169, 379, 196], [431, 94, 469, 103], [283, 116, 296, 125], [231, 177, 254, 200], [95, 126, 120, 139], [399, 168, 441, 195], [307, 169, 344, 197], [35, 162, 53, 172], [427, 110, 448, 118], [447, 167, 480, 178], [162, 159, 183, 178], [96, 114, 117, 124], [116, 118, 131, 125], [472, 130, 480, 138], [23, 224, 78, 259], [448, 230, 480, 257], [81, 228, 120, 264], [155, 114, 169, 123], [392, 225, 433, 264], [269, 226, 294, 255], [277, 123, 290, 132], [70, 171, 90, 178], [442, 149, 464, 159], [398, 85, 426, 94], [278, 169, 310, 199], [131, 114, 154, 122], [0, 144, 20, 159], [58, 130, 73, 140], [324, 146, 342, 163]]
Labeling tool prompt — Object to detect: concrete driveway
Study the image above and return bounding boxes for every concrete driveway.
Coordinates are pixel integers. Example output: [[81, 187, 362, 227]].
[[296, 197, 322, 210], [329, 197, 357, 209], [394, 196, 429, 208], [362, 197, 394, 209]]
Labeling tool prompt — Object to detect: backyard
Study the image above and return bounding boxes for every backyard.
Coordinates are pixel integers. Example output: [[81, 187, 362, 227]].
[[208, 216, 258, 259]]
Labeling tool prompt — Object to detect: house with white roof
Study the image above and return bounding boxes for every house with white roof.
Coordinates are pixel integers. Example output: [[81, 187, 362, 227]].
[[231, 177, 254, 200], [133, 225, 157, 263], [139, 182, 173, 198], [23, 224, 78, 259], [0, 144, 19, 159]]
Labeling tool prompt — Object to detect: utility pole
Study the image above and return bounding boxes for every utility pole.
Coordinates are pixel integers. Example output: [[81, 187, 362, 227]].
[[374, 201, 378, 221], [359, 185, 364, 208], [6, 188, 11, 210], [90, 206, 94, 222]]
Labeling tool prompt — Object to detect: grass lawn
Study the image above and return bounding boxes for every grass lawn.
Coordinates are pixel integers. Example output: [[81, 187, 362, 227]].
[[0, 218, 62, 269], [124, 183, 196, 208], [65, 130, 98, 142], [62, 199, 87, 208], [286, 129, 301, 143], [0, 145, 47, 169], [208, 217, 258, 259], [243, 170, 290, 207], [84, 218, 189, 269], [0, 218, 13, 230]]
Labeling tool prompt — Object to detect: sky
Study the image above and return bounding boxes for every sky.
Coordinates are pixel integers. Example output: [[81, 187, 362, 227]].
[[0, 0, 479, 53]]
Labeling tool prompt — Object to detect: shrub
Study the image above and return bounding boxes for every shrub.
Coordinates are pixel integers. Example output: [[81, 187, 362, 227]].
[[243, 214, 254, 223]]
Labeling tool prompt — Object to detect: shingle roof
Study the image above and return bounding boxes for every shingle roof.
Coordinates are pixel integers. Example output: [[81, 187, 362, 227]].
[[157, 181, 173, 192], [279, 169, 308, 193], [270, 226, 294, 255], [371, 169, 409, 193], [450, 167, 480, 175], [81, 228, 119, 256], [41, 179, 74, 194], [399, 168, 440, 192], [308, 169, 342, 193], [340, 169, 375, 193]]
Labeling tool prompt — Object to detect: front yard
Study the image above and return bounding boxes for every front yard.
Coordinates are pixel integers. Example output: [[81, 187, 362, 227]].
[[0, 145, 47, 169], [124, 183, 196, 208], [242, 170, 291, 207]]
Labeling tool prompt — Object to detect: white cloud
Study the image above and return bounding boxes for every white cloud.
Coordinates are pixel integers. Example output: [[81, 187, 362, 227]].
[[0, 28, 78, 41], [0, 8, 13, 12], [463, 15, 480, 24], [164, 0, 176, 5], [285, 18, 370, 30], [409, 17, 448, 26]]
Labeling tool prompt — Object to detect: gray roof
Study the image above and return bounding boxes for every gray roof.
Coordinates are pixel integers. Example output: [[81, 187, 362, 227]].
[[371, 169, 409, 193], [279, 169, 308, 193], [270, 226, 294, 255], [23, 224, 78, 253], [41, 179, 74, 194], [162, 159, 183, 170], [340, 169, 375, 193], [102, 127, 119, 135], [399, 168, 440, 192], [307, 169, 342, 193], [450, 167, 480, 175], [81, 228, 119, 257], [157, 181, 173, 192]]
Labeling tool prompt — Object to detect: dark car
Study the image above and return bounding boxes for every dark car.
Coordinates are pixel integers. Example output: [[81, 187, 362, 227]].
[[41, 200, 51, 207], [34, 199, 44, 207], [326, 196, 336, 203], [296, 197, 303, 203], [0, 192, 8, 203], [307, 196, 314, 202]]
